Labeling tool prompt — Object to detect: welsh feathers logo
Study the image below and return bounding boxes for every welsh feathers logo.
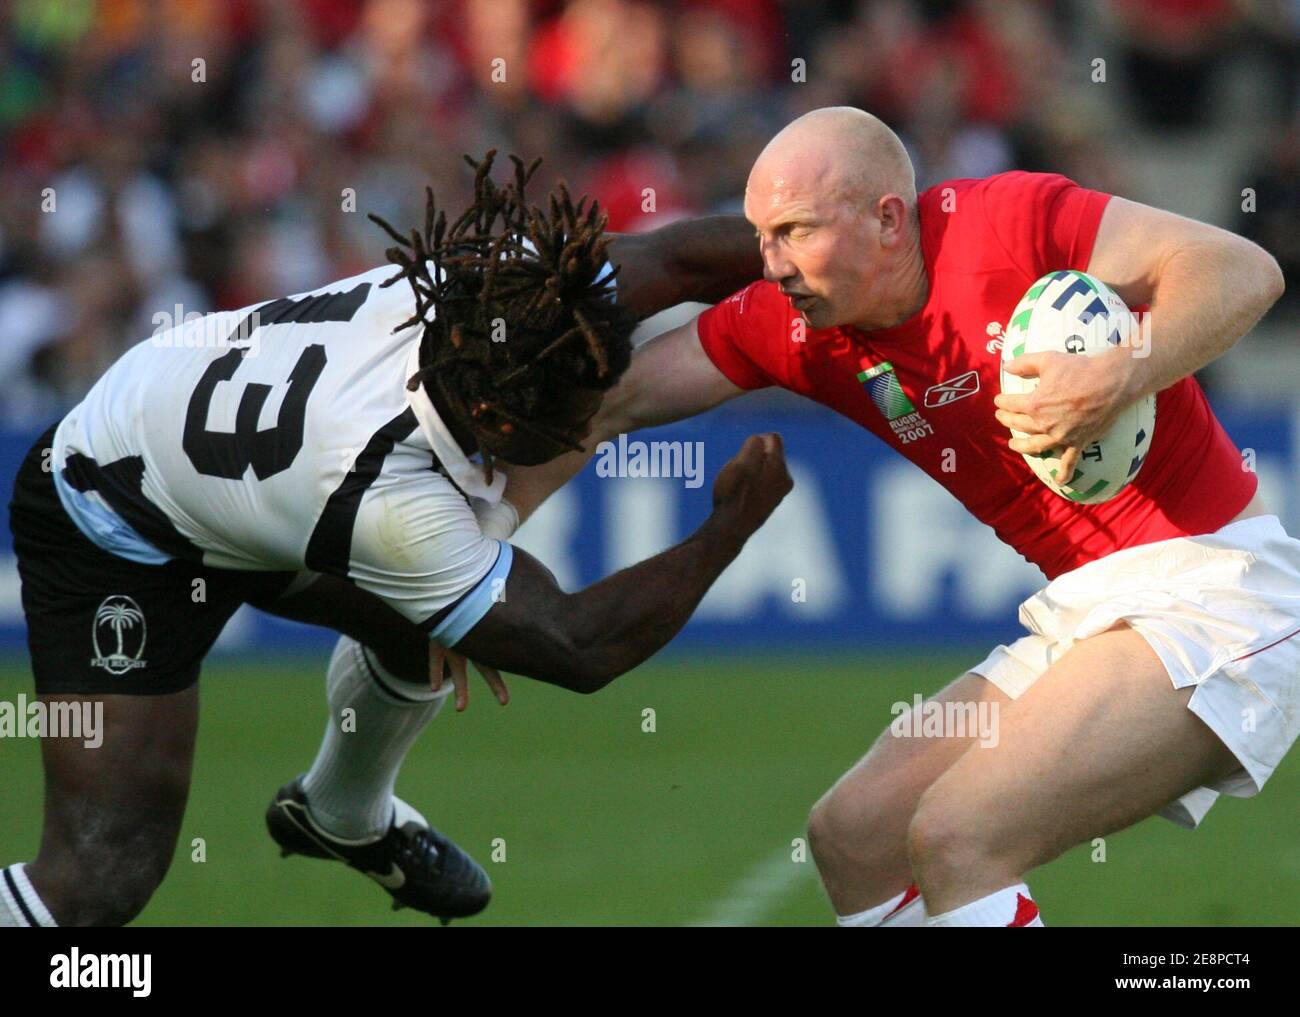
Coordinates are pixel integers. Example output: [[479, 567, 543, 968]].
[[91, 595, 148, 675]]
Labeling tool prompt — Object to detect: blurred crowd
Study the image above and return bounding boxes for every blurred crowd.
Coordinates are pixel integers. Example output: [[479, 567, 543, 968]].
[[0, 0, 1297, 424]]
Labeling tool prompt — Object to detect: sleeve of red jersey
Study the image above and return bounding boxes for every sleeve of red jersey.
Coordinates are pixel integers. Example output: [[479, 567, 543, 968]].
[[695, 281, 788, 391], [981, 171, 1113, 277]]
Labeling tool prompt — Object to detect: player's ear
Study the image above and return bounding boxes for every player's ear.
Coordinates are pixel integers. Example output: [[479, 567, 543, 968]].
[[877, 194, 909, 247]]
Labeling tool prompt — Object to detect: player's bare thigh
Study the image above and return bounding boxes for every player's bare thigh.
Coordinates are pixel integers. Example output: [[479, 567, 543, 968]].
[[809, 670, 1011, 915], [910, 624, 1241, 913], [27, 687, 199, 925]]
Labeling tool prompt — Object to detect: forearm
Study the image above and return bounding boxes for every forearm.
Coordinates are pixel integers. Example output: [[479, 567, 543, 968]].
[[1119, 239, 1284, 401], [656, 215, 764, 303], [609, 215, 761, 318], [461, 433, 790, 693], [501, 446, 596, 524], [564, 512, 744, 690]]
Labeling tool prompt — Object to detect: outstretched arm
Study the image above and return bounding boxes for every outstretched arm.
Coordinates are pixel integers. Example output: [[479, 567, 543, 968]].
[[606, 215, 761, 320], [457, 433, 792, 692]]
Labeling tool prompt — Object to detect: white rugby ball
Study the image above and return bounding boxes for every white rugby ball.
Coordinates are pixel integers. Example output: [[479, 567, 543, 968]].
[[999, 270, 1155, 504]]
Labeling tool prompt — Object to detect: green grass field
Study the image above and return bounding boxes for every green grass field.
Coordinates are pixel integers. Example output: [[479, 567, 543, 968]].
[[1, 650, 1296, 926]]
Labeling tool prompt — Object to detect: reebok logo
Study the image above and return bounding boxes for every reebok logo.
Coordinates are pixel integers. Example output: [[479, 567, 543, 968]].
[[924, 370, 980, 408]]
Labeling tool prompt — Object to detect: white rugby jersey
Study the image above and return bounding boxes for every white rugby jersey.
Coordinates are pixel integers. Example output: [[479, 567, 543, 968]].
[[51, 264, 513, 644]]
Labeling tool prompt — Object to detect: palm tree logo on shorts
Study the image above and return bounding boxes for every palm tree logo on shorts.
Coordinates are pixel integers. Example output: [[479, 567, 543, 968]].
[[91, 596, 148, 676]]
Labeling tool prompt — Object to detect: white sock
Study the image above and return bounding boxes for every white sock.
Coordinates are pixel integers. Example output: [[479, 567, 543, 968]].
[[0, 863, 58, 927], [300, 636, 450, 841], [837, 883, 927, 927], [927, 882, 1045, 927]]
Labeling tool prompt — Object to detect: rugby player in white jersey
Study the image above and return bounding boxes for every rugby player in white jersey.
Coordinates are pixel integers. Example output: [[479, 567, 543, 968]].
[[0, 153, 784, 927]]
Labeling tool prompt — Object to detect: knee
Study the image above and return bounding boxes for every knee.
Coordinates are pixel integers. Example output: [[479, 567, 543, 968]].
[[906, 784, 987, 883], [806, 787, 842, 867], [35, 834, 174, 926], [808, 782, 880, 871]]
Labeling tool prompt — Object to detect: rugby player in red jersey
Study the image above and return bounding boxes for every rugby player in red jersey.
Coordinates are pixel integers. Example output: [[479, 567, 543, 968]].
[[501, 107, 1295, 926]]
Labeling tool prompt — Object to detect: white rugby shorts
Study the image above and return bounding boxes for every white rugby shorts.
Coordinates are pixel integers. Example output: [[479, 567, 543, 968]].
[[970, 514, 1300, 828]]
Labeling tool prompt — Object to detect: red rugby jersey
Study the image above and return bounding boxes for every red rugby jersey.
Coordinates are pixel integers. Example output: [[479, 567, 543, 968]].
[[697, 171, 1257, 579]]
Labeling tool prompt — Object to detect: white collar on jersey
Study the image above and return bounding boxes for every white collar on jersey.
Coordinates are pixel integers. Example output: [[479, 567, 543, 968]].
[[404, 340, 507, 504]]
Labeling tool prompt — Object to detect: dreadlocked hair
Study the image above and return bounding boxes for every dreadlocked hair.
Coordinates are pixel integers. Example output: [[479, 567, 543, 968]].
[[368, 150, 637, 480]]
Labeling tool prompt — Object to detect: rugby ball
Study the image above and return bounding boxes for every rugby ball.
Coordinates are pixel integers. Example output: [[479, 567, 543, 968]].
[[999, 270, 1155, 504]]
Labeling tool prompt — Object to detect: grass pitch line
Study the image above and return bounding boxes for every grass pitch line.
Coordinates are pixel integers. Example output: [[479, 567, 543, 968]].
[[687, 845, 817, 927]]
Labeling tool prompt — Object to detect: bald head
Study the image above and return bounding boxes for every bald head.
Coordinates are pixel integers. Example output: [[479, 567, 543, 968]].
[[748, 107, 916, 217], [744, 107, 927, 332]]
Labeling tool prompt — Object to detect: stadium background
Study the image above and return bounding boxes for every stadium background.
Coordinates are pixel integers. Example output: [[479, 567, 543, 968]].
[[0, 0, 1297, 925]]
